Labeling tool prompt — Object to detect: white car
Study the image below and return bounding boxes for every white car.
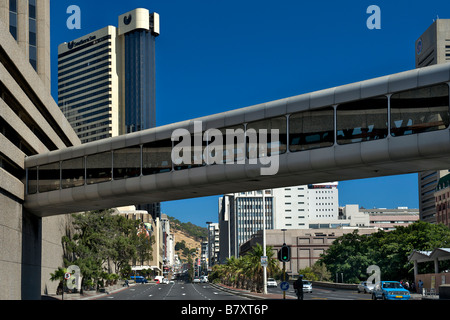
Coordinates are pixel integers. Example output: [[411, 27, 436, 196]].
[[193, 277, 201, 283], [267, 278, 277, 287], [302, 280, 312, 293], [358, 281, 374, 293], [200, 276, 209, 283]]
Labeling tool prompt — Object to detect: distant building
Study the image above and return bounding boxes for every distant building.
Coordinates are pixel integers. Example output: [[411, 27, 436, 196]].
[[273, 182, 339, 229], [115, 206, 163, 275], [435, 173, 450, 228], [218, 183, 339, 263], [340, 205, 419, 231], [415, 19, 450, 223], [240, 228, 378, 275], [207, 222, 220, 268], [218, 190, 274, 263]]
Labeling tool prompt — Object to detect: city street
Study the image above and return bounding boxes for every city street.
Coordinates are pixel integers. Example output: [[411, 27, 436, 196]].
[[96, 282, 249, 300], [94, 282, 372, 301]]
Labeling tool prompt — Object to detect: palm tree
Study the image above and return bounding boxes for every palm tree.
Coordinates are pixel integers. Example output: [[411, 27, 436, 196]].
[[49, 267, 67, 295], [246, 243, 265, 292]]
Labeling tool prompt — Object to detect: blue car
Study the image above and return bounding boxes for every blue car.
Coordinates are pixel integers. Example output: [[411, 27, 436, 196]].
[[130, 276, 148, 284], [372, 281, 410, 300]]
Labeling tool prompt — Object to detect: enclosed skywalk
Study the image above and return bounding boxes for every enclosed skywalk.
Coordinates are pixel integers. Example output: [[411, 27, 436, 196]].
[[24, 63, 450, 216]]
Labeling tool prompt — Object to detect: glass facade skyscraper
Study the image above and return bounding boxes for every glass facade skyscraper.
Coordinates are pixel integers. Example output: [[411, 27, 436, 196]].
[[124, 30, 157, 133], [58, 8, 160, 143]]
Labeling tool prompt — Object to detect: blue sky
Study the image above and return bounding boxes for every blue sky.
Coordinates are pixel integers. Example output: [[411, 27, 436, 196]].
[[49, 0, 450, 226]]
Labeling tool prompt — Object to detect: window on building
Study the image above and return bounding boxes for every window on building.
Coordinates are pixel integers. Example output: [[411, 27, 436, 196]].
[[29, 0, 37, 70], [9, 0, 18, 40]]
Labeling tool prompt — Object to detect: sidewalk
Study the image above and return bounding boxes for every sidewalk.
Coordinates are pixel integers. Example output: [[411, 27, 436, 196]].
[[42, 283, 133, 300]]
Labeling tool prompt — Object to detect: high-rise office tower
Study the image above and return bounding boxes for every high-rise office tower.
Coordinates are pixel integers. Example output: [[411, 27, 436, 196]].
[[415, 19, 450, 223], [58, 8, 160, 143], [218, 190, 274, 263], [58, 8, 161, 219]]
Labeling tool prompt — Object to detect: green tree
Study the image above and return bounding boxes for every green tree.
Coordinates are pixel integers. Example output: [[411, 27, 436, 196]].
[[209, 244, 280, 293], [319, 221, 450, 283], [62, 210, 151, 290]]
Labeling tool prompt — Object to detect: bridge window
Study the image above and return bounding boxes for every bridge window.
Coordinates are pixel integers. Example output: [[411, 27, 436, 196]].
[[142, 139, 172, 175], [391, 83, 450, 136], [289, 107, 334, 152], [62, 157, 85, 189], [246, 116, 287, 159], [113, 146, 141, 180], [38, 162, 60, 193], [216, 125, 245, 164], [172, 132, 207, 170], [337, 96, 388, 144], [86, 152, 112, 184], [27, 167, 38, 194]]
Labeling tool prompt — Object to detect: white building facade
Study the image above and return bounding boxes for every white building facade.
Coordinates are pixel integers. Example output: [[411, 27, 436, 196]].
[[218, 183, 339, 262]]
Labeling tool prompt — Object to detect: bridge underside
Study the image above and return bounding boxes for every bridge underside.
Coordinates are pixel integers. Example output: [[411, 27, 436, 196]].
[[25, 129, 450, 217]]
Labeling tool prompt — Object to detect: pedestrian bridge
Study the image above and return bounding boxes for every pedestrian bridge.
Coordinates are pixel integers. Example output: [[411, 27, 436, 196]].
[[24, 63, 450, 216]]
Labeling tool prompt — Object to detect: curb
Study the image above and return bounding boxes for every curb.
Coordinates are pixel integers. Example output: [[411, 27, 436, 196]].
[[210, 283, 266, 300], [209, 283, 293, 300]]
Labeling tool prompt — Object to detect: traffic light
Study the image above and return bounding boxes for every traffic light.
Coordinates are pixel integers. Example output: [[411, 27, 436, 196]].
[[278, 244, 290, 262]]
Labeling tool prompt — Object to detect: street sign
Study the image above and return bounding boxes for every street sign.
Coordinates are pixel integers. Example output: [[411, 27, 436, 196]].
[[280, 281, 289, 291], [64, 272, 71, 280], [261, 256, 268, 267]]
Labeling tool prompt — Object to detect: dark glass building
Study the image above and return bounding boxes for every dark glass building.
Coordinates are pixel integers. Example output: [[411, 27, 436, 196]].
[[124, 30, 157, 133]]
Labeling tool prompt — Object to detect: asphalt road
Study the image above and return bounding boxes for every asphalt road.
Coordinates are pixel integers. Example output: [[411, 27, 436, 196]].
[[267, 284, 373, 300], [96, 281, 372, 301], [97, 282, 249, 300]]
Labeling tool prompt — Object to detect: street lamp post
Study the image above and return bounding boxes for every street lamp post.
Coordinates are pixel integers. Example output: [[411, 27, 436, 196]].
[[263, 192, 267, 295], [281, 229, 287, 299]]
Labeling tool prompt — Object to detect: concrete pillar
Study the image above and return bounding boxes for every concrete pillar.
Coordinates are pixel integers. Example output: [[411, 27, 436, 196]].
[[414, 260, 418, 280]]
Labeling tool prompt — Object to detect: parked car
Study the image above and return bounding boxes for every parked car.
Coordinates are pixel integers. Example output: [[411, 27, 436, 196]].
[[358, 281, 375, 293], [372, 281, 410, 300], [302, 280, 312, 293], [267, 278, 277, 287], [200, 276, 209, 283]]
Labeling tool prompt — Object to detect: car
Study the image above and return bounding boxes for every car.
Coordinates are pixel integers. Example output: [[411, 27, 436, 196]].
[[162, 278, 169, 284], [358, 281, 375, 293], [372, 281, 410, 300], [130, 276, 148, 284], [302, 280, 312, 293], [200, 276, 209, 283], [193, 277, 201, 283], [267, 278, 277, 287]]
